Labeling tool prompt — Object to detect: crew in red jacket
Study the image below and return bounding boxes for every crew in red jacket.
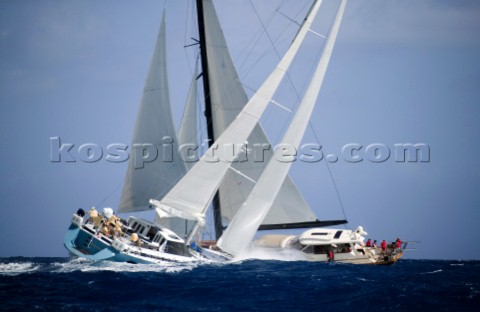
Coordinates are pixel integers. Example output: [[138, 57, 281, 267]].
[[381, 240, 387, 252], [365, 239, 372, 247], [396, 237, 402, 249]]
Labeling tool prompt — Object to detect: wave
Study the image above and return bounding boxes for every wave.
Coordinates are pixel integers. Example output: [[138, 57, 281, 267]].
[[0, 257, 200, 275], [52, 257, 198, 274], [0, 262, 40, 276], [0, 252, 304, 276]]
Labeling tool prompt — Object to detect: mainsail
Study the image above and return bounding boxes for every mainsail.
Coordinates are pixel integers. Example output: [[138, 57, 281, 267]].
[[152, 0, 325, 225], [217, 0, 348, 256], [119, 11, 187, 214]]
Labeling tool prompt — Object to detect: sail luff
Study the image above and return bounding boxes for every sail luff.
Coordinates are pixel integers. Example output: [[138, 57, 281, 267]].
[[153, 0, 324, 220], [217, 0, 348, 256]]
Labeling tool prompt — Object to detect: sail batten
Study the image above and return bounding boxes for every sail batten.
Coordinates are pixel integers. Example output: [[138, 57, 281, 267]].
[[217, 0, 348, 256]]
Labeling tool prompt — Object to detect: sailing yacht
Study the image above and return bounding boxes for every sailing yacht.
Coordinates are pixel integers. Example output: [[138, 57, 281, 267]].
[[64, 0, 403, 265]]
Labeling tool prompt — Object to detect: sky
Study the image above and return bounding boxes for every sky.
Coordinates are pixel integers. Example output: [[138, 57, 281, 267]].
[[0, 0, 479, 260]]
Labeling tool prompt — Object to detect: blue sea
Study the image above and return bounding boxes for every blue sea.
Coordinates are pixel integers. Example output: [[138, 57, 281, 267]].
[[1, 257, 479, 311]]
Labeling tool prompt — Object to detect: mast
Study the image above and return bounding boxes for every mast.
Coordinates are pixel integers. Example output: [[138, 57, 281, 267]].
[[196, 0, 223, 239]]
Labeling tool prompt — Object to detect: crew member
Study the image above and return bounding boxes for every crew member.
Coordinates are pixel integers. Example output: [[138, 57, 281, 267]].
[[381, 240, 387, 252], [396, 237, 402, 249]]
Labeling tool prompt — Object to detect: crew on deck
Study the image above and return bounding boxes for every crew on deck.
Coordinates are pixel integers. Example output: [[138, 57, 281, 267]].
[[130, 233, 142, 247], [396, 237, 402, 249], [381, 240, 387, 252], [87, 207, 103, 228]]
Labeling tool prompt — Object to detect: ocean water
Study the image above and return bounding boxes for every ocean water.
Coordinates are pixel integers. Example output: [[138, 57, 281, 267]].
[[1, 257, 479, 311]]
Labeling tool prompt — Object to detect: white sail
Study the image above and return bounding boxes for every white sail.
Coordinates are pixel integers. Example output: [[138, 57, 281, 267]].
[[154, 64, 199, 237], [119, 11, 186, 213], [153, 0, 324, 222], [177, 63, 199, 171], [202, 0, 317, 225], [217, 0, 348, 256]]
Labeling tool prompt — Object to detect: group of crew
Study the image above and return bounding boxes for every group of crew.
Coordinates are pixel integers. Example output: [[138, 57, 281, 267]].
[[365, 237, 402, 252], [85, 207, 142, 247], [86, 207, 123, 238]]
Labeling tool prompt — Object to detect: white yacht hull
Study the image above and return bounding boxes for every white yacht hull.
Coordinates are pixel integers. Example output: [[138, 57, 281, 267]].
[[255, 227, 403, 265]]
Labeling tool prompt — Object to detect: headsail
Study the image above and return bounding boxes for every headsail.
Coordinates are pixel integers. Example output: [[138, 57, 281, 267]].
[[177, 62, 199, 171], [201, 0, 318, 229], [154, 63, 199, 237], [217, 0, 348, 256], [119, 11, 186, 213], [152, 0, 325, 224]]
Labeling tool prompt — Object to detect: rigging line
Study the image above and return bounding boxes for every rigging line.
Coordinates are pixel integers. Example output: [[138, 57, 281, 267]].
[[308, 120, 349, 222], [246, 0, 323, 140], [274, 41, 328, 143], [241, 0, 302, 75], [304, 0, 349, 222], [236, 0, 285, 74], [276, 10, 301, 27], [248, 0, 284, 62], [239, 0, 303, 77], [96, 180, 124, 210], [183, 0, 197, 76]]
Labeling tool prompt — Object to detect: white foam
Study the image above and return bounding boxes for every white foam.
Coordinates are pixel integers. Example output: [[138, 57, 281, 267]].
[[0, 262, 40, 276], [233, 246, 308, 262], [356, 277, 374, 282], [52, 258, 196, 274]]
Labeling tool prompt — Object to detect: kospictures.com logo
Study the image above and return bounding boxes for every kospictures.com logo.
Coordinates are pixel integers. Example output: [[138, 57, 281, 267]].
[[50, 136, 430, 168]]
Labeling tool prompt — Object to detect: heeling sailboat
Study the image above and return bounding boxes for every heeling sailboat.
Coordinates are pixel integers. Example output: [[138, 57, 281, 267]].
[[64, 0, 332, 264], [64, 0, 402, 265]]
